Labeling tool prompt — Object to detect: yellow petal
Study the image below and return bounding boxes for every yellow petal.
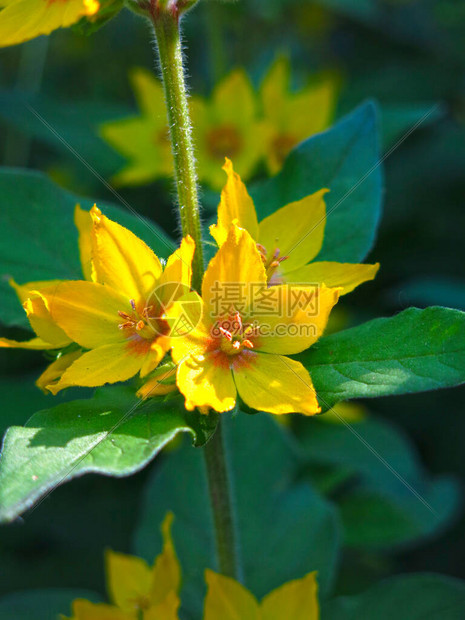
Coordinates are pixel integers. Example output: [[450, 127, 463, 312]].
[[149, 513, 181, 605], [105, 548, 152, 613], [144, 591, 180, 620], [258, 189, 328, 273], [74, 204, 95, 281], [284, 261, 380, 295], [137, 365, 178, 399], [252, 284, 340, 355], [204, 570, 260, 620], [23, 291, 72, 348], [176, 355, 236, 413], [213, 69, 256, 124], [167, 292, 209, 363], [36, 349, 83, 393], [90, 205, 163, 304], [261, 571, 319, 620], [46, 281, 128, 349], [130, 67, 167, 119], [156, 235, 195, 302], [234, 353, 320, 415], [260, 56, 289, 124], [0, 336, 59, 350], [100, 117, 172, 186], [0, 0, 99, 48], [285, 77, 336, 139], [139, 341, 168, 379], [210, 159, 259, 247], [46, 343, 143, 394], [10, 279, 71, 347], [202, 225, 266, 322], [67, 599, 133, 620]]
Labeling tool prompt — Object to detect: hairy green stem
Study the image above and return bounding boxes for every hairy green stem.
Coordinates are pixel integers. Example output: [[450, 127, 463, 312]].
[[151, 8, 204, 290], [203, 418, 240, 579], [151, 4, 239, 580]]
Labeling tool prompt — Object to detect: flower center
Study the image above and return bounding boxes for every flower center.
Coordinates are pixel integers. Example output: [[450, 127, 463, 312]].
[[207, 312, 257, 369], [118, 299, 169, 342], [206, 124, 243, 160], [271, 132, 298, 167], [256, 243, 289, 283]]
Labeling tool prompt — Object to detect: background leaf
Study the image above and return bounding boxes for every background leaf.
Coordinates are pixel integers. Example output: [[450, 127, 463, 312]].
[[322, 573, 465, 620], [0, 388, 213, 524], [134, 412, 341, 619], [0, 168, 175, 328], [299, 306, 465, 407], [0, 588, 101, 620], [250, 101, 382, 263]]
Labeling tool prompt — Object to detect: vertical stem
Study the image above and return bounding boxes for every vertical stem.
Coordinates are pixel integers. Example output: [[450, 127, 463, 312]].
[[151, 9, 204, 290], [150, 4, 239, 580], [203, 418, 239, 579]]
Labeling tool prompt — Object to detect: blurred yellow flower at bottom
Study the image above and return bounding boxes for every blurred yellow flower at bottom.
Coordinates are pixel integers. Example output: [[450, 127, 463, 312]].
[[62, 513, 180, 620], [204, 570, 319, 619]]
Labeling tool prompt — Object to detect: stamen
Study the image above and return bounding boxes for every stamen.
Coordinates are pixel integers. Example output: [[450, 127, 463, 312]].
[[118, 321, 133, 330], [118, 310, 132, 320], [136, 320, 145, 331], [232, 341, 241, 350], [242, 339, 254, 349], [219, 326, 233, 340], [130, 299, 136, 311]]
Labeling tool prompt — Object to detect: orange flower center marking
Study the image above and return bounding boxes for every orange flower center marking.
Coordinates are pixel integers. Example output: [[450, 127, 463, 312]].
[[206, 124, 243, 161], [272, 132, 298, 167], [256, 242, 289, 283], [207, 312, 257, 369], [153, 127, 170, 146], [118, 299, 169, 354]]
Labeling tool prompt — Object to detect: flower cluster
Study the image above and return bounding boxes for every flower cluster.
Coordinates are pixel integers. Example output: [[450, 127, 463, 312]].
[[1, 160, 378, 416], [62, 513, 320, 619], [100, 58, 337, 190]]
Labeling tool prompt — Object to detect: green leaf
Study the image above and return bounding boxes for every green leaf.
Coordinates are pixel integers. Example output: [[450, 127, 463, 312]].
[[338, 482, 458, 549], [0, 589, 102, 620], [0, 92, 128, 178], [299, 307, 465, 407], [0, 387, 213, 524], [0, 168, 175, 328], [380, 103, 444, 151], [296, 415, 460, 549], [323, 574, 465, 620], [250, 101, 382, 263], [134, 413, 341, 619]]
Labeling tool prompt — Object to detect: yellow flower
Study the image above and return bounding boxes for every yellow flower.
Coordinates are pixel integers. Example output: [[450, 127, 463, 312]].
[[166, 223, 340, 415], [210, 159, 379, 294], [100, 68, 174, 186], [190, 69, 266, 190], [62, 513, 181, 620], [100, 68, 266, 191], [260, 57, 337, 174], [0, 0, 99, 48], [1, 205, 195, 394], [204, 569, 319, 620]]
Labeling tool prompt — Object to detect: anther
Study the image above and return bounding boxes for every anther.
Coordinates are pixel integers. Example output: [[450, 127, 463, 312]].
[[130, 299, 136, 311], [136, 320, 145, 331]]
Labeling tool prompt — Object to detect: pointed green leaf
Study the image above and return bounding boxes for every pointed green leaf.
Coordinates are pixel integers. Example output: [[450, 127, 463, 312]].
[[0, 387, 214, 524], [299, 307, 465, 407], [250, 102, 382, 263]]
